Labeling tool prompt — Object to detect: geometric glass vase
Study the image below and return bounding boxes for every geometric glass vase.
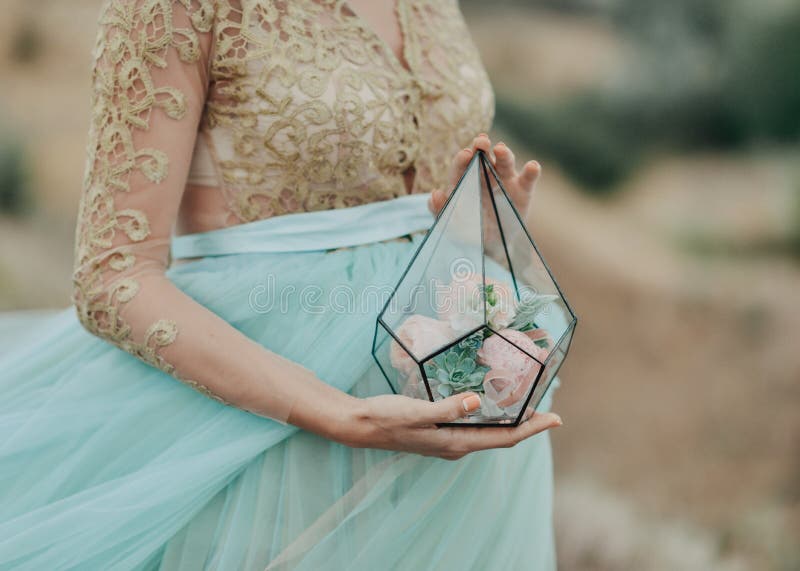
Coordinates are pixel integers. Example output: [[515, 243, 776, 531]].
[[372, 150, 578, 426]]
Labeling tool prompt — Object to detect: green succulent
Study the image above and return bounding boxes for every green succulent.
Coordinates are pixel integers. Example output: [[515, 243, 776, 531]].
[[509, 293, 558, 335], [455, 331, 484, 352], [484, 283, 498, 307], [424, 332, 489, 397]]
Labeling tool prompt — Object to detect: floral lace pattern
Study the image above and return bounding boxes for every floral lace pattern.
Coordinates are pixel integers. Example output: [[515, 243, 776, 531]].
[[203, 0, 495, 221], [73, 0, 221, 398], [72, 0, 494, 402]]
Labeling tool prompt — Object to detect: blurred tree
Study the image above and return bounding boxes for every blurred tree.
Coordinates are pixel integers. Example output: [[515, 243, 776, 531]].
[[492, 0, 800, 192], [725, 7, 800, 142], [10, 17, 45, 64], [0, 135, 32, 216]]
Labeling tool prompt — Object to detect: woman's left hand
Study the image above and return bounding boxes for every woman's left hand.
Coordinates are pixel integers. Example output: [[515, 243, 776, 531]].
[[428, 134, 542, 216]]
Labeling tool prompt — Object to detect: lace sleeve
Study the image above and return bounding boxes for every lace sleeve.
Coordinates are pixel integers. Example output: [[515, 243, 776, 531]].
[[72, 0, 309, 423]]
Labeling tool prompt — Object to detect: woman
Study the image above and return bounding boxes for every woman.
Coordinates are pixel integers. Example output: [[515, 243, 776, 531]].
[[0, 0, 562, 569]]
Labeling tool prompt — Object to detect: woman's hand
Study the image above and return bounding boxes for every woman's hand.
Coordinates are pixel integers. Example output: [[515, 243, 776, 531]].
[[336, 392, 562, 460], [428, 134, 542, 216]]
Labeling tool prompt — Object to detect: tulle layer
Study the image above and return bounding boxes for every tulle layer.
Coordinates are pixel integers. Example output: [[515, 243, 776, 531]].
[[0, 237, 556, 570]]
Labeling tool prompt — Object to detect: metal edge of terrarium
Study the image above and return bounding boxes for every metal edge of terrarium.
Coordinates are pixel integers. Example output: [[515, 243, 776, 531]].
[[478, 151, 521, 301], [418, 324, 486, 406], [439, 154, 579, 427], [440, 348, 551, 429], [371, 321, 399, 395], [478, 149, 580, 424], [375, 152, 484, 323], [434, 322, 552, 428], [373, 152, 487, 402], [375, 315, 421, 367], [477, 153, 489, 330], [512, 318, 577, 425], [479, 153, 579, 324], [485, 324, 548, 366]]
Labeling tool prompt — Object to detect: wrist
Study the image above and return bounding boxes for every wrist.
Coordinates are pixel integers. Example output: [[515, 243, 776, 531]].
[[327, 394, 373, 448]]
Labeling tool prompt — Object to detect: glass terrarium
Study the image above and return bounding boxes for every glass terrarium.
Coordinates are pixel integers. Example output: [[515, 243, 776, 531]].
[[372, 150, 577, 426]]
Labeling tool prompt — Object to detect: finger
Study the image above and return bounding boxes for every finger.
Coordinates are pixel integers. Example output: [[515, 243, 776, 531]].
[[448, 147, 474, 189], [457, 411, 562, 452], [509, 411, 562, 442], [428, 188, 448, 215], [518, 160, 542, 192], [494, 142, 516, 181], [471, 133, 494, 163], [410, 392, 482, 426]]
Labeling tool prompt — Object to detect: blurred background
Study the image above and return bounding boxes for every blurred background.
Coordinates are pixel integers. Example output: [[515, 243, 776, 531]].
[[0, 0, 798, 569]]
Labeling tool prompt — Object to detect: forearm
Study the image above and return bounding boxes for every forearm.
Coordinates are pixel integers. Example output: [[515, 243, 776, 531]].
[[76, 270, 361, 431]]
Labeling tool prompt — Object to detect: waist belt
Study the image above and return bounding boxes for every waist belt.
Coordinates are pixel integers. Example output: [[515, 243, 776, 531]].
[[171, 194, 434, 259]]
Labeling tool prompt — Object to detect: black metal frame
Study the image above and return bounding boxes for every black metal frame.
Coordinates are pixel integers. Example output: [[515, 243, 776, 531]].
[[372, 150, 578, 427]]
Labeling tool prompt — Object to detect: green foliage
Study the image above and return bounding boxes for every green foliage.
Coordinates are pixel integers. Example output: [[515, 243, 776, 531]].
[[724, 9, 800, 143], [424, 332, 488, 397], [494, 95, 641, 192], [510, 293, 558, 332]]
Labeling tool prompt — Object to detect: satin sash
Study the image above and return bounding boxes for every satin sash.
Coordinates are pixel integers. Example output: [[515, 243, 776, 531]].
[[171, 194, 433, 259]]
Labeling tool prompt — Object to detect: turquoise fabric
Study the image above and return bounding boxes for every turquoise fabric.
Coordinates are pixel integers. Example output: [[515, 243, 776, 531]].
[[0, 203, 557, 570], [171, 193, 434, 259]]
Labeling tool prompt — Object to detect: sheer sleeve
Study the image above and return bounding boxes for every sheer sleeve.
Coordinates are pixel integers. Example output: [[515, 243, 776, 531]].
[[72, 0, 308, 423]]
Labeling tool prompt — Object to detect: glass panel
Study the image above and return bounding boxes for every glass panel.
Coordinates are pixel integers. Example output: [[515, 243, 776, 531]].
[[372, 150, 578, 426], [372, 321, 429, 399], [518, 321, 575, 420], [422, 326, 547, 425], [379, 154, 487, 361], [480, 156, 575, 362]]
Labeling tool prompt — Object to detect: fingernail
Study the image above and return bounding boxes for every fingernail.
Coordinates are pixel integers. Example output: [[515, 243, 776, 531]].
[[551, 414, 563, 426], [462, 394, 481, 412], [496, 141, 506, 148], [479, 132, 487, 138], [463, 147, 473, 154]]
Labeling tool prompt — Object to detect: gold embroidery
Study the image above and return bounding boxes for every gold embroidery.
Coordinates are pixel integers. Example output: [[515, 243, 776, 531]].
[[73, 0, 213, 374], [204, 0, 494, 222]]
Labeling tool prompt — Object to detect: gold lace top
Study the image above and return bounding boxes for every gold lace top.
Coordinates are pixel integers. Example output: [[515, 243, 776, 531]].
[[72, 0, 494, 418]]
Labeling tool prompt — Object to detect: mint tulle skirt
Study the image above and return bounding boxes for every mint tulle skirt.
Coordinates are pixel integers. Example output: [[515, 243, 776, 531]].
[[0, 200, 557, 570]]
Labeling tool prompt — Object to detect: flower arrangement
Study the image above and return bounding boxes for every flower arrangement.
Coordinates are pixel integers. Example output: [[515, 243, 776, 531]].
[[389, 273, 558, 418]]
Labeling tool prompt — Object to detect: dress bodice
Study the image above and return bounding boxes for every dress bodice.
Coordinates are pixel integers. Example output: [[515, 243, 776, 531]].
[[186, 0, 494, 224]]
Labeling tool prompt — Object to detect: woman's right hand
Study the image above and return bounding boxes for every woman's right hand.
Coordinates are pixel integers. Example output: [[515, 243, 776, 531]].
[[336, 392, 562, 460]]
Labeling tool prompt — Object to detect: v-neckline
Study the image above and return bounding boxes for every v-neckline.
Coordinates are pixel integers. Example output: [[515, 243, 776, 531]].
[[341, 0, 413, 76]]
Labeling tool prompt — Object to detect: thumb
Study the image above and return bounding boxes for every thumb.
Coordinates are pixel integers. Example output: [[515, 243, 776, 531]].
[[411, 392, 482, 426]]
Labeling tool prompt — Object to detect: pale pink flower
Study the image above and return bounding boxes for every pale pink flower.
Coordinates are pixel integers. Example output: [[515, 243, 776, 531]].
[[477, 328, 548, 412], [389, 314, 454, 375], [438, 273, 516, 332], [523, 328, 555, 353]]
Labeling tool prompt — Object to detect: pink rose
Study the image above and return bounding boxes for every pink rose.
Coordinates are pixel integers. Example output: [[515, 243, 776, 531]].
[[523, 328, 554, 353], [438, 273, 517, 332], [477, 328, 548, 413], [389, 314, 454, 375]]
